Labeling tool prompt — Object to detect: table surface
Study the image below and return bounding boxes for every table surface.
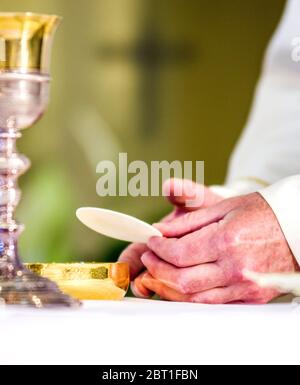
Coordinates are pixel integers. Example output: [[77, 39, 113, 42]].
[[1, 298, 300, 365]]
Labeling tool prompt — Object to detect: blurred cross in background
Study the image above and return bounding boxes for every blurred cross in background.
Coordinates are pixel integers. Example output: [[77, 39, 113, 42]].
[[97, 23, 196, 137]]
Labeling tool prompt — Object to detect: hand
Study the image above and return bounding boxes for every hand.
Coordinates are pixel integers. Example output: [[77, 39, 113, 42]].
[[140, 193, 299, 304], [118, 178, 222, 297]]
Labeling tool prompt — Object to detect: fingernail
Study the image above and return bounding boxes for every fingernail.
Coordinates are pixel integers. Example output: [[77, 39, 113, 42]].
[[141, 275, 156, 291], [152, 223, 162, 229], [152, 223, 168, 236], [130, 281, 150, 299], [141, 251, 151, 264], [141, 274, 152, 286], [147, 235, 162, 246]]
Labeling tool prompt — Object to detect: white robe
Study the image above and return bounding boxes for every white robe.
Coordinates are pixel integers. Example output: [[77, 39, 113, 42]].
[[211, 0, 300, 264]]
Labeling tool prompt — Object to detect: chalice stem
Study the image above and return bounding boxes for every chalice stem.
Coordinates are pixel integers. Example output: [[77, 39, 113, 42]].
[[0, 124, 79, 307], [0, 129, 27, 276]]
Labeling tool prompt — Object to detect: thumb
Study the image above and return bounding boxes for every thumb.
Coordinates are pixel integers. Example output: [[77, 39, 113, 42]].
[[154, 199, 233, 238]]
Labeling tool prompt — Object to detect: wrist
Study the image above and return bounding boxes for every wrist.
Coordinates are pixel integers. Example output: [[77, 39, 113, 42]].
[[210, 177, 269, 199], [259, 175, 300, 267]]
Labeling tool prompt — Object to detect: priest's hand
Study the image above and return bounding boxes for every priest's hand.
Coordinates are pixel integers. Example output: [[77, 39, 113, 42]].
[[118, 178, 222, 297], [139, 193, 299, 304]]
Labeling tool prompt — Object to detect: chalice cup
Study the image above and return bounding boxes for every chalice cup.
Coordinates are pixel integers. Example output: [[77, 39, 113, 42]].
[[0, 13, 79, 307]]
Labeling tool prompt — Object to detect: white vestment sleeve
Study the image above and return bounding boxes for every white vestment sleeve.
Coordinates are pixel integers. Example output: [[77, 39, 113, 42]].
[[209, 1, 300, 265], [226, 0, 300, 187]]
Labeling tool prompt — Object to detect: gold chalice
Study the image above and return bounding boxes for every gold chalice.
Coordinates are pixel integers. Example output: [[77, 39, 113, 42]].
[[0, 13, 79, 307]]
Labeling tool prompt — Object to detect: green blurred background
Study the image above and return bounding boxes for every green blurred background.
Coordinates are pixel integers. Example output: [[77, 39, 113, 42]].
[[1, 0, 285, 263]]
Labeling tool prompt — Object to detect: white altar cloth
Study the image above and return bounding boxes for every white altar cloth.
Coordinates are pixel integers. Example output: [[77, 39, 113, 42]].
[[0, 298, 300, 365]]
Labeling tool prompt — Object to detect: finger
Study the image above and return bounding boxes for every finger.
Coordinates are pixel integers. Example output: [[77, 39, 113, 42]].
[[148, 223, 220, 267], [141, 273, 190, 302], [131, 271, 153, 299], [118, 243, 148, 280], [163, 178, 222, 210], [163, 178, 205, 209], [154, 199, 233, 238], [193, 282, 278, 304], [141, 251, 228, 293], [142, 275, 241, 304], [190, 286, 243, 305]]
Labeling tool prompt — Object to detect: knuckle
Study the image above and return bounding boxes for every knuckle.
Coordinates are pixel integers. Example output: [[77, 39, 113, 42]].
[[118, 250, 130, 262], [119, 243, 141, 260], [169, 242, 186, 267], [218, 226, 240, 255], [223, 228, 237, 248], [176, 273, 191, 294], [173, 253, 186, 268]]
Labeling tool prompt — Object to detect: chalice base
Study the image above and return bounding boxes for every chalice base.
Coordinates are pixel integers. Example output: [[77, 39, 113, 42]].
[[0, 268, 81, 308]]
